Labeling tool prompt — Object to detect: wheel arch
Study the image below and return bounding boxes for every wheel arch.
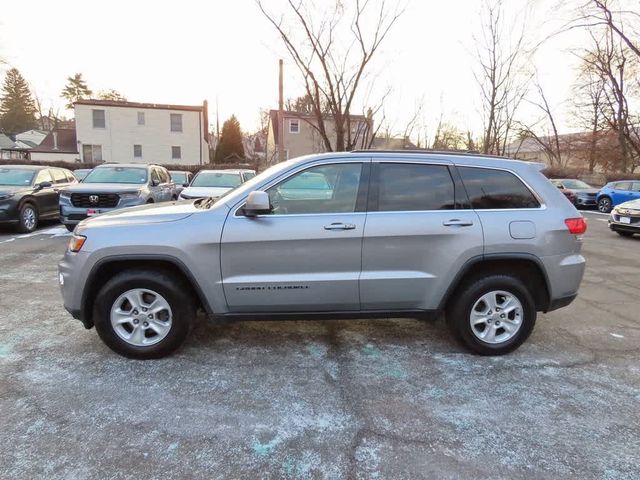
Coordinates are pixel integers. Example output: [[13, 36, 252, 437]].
[[440, 254, 551, 313], [81, 255, 212, 328]]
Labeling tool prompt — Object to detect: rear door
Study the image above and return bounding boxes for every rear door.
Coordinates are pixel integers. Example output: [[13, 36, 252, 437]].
[[360, 159, 483, 311], [611, 182, 632, 205], [631, 182, 640, 201], [220, 159, 369, 312]]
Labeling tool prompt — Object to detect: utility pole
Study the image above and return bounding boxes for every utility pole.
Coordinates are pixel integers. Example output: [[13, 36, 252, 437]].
[[277, 59, 285, 163]]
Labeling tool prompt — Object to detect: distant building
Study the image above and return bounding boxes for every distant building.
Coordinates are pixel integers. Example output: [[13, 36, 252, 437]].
[[30, 129, 80, 162], [370, 135, 417, 150], [266, 110, 370, 163], [74, 99, 210, 165]]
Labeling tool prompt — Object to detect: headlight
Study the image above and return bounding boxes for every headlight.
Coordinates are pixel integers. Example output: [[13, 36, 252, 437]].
[[119, 191, 142, 200], [68, 234, 86, 252], [59, 191, 71, 200]]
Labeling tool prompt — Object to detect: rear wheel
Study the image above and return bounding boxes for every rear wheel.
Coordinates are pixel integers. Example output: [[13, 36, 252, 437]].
[[93, 269, 195, 359], [17, 203, 38, 233], [598, 197, 612, 213], [447, 275, 536, 355]]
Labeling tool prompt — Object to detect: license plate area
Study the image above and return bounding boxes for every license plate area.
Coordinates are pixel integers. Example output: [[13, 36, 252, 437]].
[[86, 209, 100, 216], [619, 216, 631, 224]]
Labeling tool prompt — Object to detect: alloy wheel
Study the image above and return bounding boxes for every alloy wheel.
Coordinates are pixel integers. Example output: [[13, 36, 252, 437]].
[[469, 290, 523, 344], [110, 288, 173, 347], [598, 198, 611, 213], [22, 206, 36, 231]]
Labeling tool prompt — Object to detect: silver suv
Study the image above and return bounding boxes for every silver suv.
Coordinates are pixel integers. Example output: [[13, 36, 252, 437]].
[[59, 163, 177, 231], [58, 152, 587, 359]]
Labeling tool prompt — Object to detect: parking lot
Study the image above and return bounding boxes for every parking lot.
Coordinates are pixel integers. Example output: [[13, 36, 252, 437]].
[[0, 211, 638, 479]]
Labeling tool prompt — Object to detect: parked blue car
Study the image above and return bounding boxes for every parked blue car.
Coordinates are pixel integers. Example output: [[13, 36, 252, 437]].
[[597, 180, 640, 213]]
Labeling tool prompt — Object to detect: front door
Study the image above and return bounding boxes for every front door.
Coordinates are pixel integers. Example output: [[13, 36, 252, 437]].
[[32, 169, 58, 216], [360, 160, 483, 311], [221, 160, 369, 312]]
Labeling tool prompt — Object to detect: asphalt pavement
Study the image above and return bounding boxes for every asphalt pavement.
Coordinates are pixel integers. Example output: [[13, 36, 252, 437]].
[[0, 211, 638, 479]]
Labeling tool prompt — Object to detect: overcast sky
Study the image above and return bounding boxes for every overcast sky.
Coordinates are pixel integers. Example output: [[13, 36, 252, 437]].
[[0, 0, 590, 139]]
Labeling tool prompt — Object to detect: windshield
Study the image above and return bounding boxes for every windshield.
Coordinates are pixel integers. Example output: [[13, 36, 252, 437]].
[[83, 167, 148, 184], [74, 170, 90, 180], [170, 172, 187, 183], [0, 168, 35, 186], [562, 179, 591, 189], [191, 172, 242, 188]]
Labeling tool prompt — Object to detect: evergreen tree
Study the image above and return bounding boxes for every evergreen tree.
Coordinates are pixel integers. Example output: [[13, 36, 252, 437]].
[[0, 68, 37, 134], [215, 115, 245, 162], [61, 73, 92, 109], [97, 89, 127, 101]]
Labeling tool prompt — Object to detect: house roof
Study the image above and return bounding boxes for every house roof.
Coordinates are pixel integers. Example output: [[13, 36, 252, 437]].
[[0, 133, 16, 149], [31, 129, 78, 153], [74, 99, 204, 112], [268, 109, 367, 142]]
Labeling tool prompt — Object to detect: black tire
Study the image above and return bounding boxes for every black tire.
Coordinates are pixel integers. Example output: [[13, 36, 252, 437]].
[[616, 230, 633, 237], [65, 224, 75, 232], [146, 199, 154, 204], [17, 202, 38, 233], [598, 196, 612, 213], [446, 275, 536, 355], [171, 195, 178, 201], [93, 269, 195, 359]]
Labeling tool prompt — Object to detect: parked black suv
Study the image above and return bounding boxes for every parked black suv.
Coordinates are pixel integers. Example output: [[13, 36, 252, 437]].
[[0, 165, 76, 232]]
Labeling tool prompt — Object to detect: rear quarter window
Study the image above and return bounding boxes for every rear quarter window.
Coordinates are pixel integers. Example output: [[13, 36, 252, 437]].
[[458, 167, 540, 209]]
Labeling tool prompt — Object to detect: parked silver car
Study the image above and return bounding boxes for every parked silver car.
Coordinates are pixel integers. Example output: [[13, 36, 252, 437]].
[[59, 151, 586, 359], [59, 164, 177, 231], [178, 169, 256, 200]]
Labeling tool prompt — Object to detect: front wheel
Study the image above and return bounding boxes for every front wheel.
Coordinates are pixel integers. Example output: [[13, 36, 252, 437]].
[[17, 203, 38, 233], [93, 269, 195, 359], [446, 275, 536, 355], [598, 197, 612, 213]]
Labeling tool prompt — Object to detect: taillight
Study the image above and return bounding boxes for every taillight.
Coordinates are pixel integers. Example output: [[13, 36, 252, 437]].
[[565, 217, 587, 235]]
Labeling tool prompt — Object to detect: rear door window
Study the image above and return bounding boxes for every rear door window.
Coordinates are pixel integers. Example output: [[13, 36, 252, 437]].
[[458, 167, 540, 209], [614, 182, 631, 190], [376, 163, 455, 211]]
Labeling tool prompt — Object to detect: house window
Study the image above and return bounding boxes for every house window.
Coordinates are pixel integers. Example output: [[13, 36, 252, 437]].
[[137, 112, 145, 125], [133, 144, 142, 158], [82, 144, 103, 162], [170, 113, 183, 132], [171, 146, 181, 159], [92, 110, 106, 128], [289, 119, 300, 133]]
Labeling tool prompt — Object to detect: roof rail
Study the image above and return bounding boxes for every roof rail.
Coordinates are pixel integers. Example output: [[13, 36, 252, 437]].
[[350, 149, 509, 159]]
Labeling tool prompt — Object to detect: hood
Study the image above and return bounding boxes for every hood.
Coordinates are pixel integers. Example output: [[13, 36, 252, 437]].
[[0, 185, 31, 195], [571, 188, 599, 194], [78, 201, 197, 229], [62, 183, 145, 194], [616, 199, 640, 211], [181, 186, 231, 198]]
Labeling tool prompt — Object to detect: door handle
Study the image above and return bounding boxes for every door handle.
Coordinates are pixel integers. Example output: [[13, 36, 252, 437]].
[[443, 219, 474, 227], [324, 222, 356, 230]]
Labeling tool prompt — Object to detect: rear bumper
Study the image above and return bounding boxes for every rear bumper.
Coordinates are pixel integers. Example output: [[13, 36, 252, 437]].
[[546, 294, 577, 312]]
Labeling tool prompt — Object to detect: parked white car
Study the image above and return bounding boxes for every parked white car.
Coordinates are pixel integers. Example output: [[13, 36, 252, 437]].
[[179, 169, 256, 200]]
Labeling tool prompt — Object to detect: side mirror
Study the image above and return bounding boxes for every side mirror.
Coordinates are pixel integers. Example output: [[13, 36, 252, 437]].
[[243, 191, 271, 216], [37, 181, 53, 190], [151, 179, 159, 187], [183, 182, 189, 187]]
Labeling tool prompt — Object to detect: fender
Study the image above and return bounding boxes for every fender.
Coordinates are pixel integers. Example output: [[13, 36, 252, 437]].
[[437, 252, 552, 312], [80, 253, 214, 326]]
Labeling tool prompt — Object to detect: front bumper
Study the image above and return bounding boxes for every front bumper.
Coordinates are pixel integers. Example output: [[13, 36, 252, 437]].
[[58, 249, 93, 328], [59, 197, 146, 226], [575, 196, 597, 207], [0, 198, 20, 224]]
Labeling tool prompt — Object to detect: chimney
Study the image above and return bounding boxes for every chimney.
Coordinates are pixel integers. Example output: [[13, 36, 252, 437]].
[[53, 131, 59, 150]]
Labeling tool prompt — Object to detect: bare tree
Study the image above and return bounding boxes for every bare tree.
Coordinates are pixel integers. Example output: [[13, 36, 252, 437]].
[[576, 1, 640, 59], [517, 79, 565, 167], [257, 0, 404, 153], [581, 28, 640, 172], [474, 0, 533, 155]]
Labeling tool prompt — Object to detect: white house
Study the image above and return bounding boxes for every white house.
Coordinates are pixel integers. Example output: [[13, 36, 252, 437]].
[[74, 99, 210, 165]]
